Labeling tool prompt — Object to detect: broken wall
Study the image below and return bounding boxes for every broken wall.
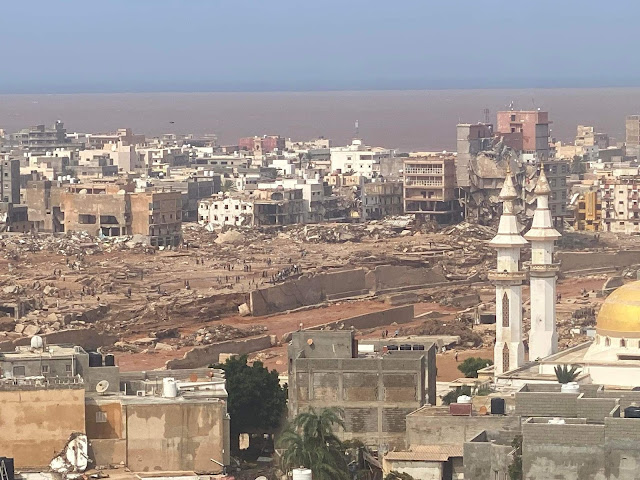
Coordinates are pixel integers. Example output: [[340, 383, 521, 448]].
[[365, 265, 447, 293], [249, 268, 367, 315], [558, 250, 640, 273], [165, 334, 273, 369]]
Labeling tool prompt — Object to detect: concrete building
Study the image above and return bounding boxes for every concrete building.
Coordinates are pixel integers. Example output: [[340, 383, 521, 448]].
[[626, 114, 640, 157], [403, 156, 458, 223], [199, 188, 304, 227], [1, 158, 20, 204], [362, 181, 403, 220], [525, 167, 561, 361], [9, 121, 73, 153], [456, 123, 494, 188], [0, 203, 29, 233], [571, 190, 602, 231], [489, 166, 527, 376], [576, 124, 610, 149], [601, 175, 640, 234], [496, 110, 551, 162], [542, 160, 570, 221], [330, 139, 392, 179], [130, 189, 183, 246], [287, 330, 436, 451], [24, 179, 66, 232], [0, 344, 230, 473], [239, 135, 285, 155], [155, 174, 219, 222], [85, 128, 145, 149]]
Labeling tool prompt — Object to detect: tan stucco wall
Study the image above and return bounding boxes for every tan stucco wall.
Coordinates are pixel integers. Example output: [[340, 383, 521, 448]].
[[125, 401, 229, 473], [0, 387, 86, 468]]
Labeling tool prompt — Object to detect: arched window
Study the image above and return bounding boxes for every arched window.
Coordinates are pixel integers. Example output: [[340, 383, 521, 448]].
[[605, 337, 611, 347], [502, 292, 510, 327], [595, 336, 600, 345], [621, 338, 627, 348], [503, 343, 510, 372]]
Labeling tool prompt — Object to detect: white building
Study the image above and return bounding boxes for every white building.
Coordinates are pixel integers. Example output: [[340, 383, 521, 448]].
[[330, 139, 391, 178], [198, 195, 253, 227]]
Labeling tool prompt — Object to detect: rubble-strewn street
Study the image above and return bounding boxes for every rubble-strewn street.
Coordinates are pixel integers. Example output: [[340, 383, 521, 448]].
[[0, 220, 629, 375]]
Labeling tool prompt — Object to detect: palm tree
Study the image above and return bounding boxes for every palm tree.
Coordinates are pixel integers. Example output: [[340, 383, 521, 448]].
[[554, 364, 581, 384], [220, 180, 237, 194], [278, 407, 350, 480]]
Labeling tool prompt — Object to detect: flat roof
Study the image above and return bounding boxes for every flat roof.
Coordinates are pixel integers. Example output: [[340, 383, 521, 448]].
[[0, 344, 83, 359]]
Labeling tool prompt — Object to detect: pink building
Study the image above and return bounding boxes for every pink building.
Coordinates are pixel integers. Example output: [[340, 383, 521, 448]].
[[238, 135, 285, 154], [496, 110, 550, 160]]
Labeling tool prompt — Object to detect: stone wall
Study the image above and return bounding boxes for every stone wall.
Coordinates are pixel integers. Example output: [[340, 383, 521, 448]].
[[365, 265, 447, 292], [165, 334, 274, 369], [558, 250, 640, 273]]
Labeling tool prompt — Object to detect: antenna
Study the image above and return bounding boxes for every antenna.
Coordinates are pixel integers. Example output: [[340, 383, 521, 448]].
[[483, 108, 490, 124], [355, 120, 359, 138]]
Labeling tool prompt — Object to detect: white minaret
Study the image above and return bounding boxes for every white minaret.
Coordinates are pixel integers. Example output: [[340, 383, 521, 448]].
[[489, 164, 527, 376], [525, 164, 561, 360]]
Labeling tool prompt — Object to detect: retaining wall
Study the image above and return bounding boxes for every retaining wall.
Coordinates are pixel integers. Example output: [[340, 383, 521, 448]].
[[165, 334, 274, 369]]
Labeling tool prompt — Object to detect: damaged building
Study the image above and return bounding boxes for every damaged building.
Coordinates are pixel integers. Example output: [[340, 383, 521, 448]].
[[0, 342, 230, 473]]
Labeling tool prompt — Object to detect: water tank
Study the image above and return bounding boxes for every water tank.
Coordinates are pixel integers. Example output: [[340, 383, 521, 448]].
[[457, 395, 472, 404], [625, 406, 640, 418], [399, 344, 412, 351], [30, 335, 44, 350], [162, 377, 178, 398], [561, 382, 580, 394], [491, 397, 506, 415], [292, 468, 312, 480], [104, 354, 115, 367], [88, 352, 103, 367]]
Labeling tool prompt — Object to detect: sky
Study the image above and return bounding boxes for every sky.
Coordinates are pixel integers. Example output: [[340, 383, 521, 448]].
[[0, 0, 638, 94]]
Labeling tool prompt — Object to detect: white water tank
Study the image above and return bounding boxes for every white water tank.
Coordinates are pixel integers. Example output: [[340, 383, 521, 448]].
[[292, 468, 312, 480], [561, 382, 580, 394], [548, 417, 566, 425], [162, 377, 178, 398], [457, 395, 472, 404]]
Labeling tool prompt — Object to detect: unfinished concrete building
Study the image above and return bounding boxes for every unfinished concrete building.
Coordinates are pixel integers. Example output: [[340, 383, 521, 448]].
[[9, 121, 74, 153], [287, 330, 436, 451], [24, 179, 66, 232], [456, 123, 494, 188], [403, 156, 458, 223], [1, 158, 20, 204], [626, 115, 640, 158], [60, 182, 135, 237], [362, 181, 403, 220], [130, 189, 183, 246]]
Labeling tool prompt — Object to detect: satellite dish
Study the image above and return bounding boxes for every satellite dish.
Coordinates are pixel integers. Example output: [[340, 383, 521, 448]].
[[96, 380, 110, 394]]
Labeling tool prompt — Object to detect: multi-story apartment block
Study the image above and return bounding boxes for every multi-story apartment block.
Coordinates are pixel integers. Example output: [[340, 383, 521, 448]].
[[496, 110, 550, 161], [542, 160, 569, 220], [456, 123, 494, 188], [9, 121, 73, 153], [403, 156, 458, 223], [1, 158, 20, 204], [571, 190, 602, 232], [239, 135, 285, 154], [626, 115, 640, 157], [330, 139, 392, 179], [362, 181, 403, 220], [601, 176, 640, 233]]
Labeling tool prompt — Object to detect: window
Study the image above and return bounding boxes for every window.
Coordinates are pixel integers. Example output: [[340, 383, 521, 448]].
[[13, 365, 26, 377], [95, 411, 107, 423], [502, 292, 509, 327], [65, 364, 72, 373], [621, 338, 627, 348], [78, 214, 97, 224], [510, 114, 516, 121], [41, 365, 49, 374], [605, 337, 611, 347]]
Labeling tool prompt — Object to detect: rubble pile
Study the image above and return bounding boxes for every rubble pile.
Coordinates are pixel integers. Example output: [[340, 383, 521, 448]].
[[399, 317, 483, 347], [183, 324, 267, 346]]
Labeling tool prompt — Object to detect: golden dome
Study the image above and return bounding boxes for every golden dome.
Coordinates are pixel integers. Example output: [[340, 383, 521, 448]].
[[597, 281, 640, 336]]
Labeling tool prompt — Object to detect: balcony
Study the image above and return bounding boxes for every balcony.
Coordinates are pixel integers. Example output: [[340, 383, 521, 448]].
[[405, 179, 444, 187], [404, 167, 443, 175], [529, 264, 560, 274], [487, 270, 528, 282]]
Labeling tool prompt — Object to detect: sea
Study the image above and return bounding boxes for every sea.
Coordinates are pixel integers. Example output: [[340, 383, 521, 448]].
[[2, 87, 640, 151]]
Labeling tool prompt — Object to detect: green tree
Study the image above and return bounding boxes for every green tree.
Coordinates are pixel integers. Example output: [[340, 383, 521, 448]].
[[442, 386, 472, 405], [278, 407, 350, 480], [385, 472, 415, 480], [508, 435, 523, 480], [458, 357, 493, 378], [554, 364, 581, 384], [220, 179, 237, 194], [214, 355, 287, 452]]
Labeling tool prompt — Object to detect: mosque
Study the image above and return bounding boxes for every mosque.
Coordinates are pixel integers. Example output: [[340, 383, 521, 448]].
[[487, 164, 640, 389]]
